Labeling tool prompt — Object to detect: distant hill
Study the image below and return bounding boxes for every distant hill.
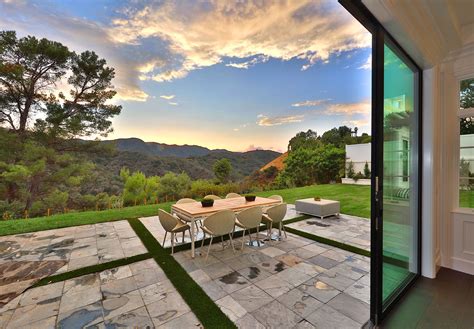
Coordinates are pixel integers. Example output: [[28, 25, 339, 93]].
[[81, 138, 281, 195], [102, 137, 226, 158], [260, 152, 288, 172]]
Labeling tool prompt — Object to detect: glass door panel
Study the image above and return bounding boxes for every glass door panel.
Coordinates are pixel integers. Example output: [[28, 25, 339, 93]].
[[382, 41, 420, 309]]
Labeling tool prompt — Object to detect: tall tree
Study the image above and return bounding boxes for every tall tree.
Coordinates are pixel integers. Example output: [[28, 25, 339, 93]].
[[0, 31, 70, 133], [213, 158, 232, 183]]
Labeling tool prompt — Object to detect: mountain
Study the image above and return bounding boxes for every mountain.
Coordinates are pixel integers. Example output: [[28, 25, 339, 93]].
[[82, 138, 281, 195], [103, 137, 225, 158]]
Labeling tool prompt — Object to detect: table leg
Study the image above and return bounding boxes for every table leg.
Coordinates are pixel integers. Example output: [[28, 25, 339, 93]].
[[191, 217, 195, 258]]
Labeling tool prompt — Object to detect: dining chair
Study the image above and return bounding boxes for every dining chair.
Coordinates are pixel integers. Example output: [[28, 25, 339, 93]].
[[235, 206, 263, 250], [204, 194, 221, 200], [158, 209, 191, 254], [268, 195, 283, 202], [174, 198, 201, 231], [261, 203, 287, 241], [225, 192, 241, 199], [200, 209, 236, 260]]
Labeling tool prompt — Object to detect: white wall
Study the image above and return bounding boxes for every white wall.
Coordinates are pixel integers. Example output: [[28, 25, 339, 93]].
[[439, 44, 474, 275], [345, 143, 371, 175]]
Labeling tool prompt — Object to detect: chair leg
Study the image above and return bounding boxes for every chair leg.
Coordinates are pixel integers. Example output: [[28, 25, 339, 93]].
[[278, 222, 282, 239], [195, 221, 200, 233], [182, 231, 185, 243], [241, 229, 246, 250], [171, 233, 175, 254], [257, 226, 261, 247], [282, 224, 287, 238], [269, 222, 273, 244], [200, 232, 206, 254], [228, 233, 235, 254], [163, 231, 167, 247], [206, 236, 213, 261]]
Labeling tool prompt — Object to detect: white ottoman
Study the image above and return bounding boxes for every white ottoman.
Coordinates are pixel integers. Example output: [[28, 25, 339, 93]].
[[295, 198, 340, 219]]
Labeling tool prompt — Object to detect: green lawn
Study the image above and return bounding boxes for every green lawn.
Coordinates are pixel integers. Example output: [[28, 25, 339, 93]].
[[459, 190, 474, 208], [0, 184, 370, 236]]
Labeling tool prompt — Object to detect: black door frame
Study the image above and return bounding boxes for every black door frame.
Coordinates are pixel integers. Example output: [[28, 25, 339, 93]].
[[338, 0, 423, 326]]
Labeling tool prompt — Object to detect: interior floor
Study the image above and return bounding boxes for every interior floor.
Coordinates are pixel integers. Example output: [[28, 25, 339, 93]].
[[381, 267, 474, 329]]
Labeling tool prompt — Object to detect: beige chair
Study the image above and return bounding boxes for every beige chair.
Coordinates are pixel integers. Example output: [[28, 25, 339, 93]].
[[174, 198, 201, 231], [235, 206, 263, 250], [200, 210, 236, 260], [158, 209, 191, 254], [268, 195, 283, 202], [204, 194, 221, 200], [225, 192, 241, 199], [261, 203, 287, 241]]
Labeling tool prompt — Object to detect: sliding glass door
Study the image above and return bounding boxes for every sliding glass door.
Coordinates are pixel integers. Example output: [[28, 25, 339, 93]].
[[338, 1, 422, 325], [380, 39, 420, 311]]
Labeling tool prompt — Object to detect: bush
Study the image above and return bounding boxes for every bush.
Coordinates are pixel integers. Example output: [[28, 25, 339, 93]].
[[353, 172, 365, 181], [157, 172, 191, 201], [364, 162, 371, 179]]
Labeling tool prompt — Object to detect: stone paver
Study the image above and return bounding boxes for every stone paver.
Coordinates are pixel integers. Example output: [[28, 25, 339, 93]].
[[287, 212, 371, 251], [173, 231, 370, 328], [0, 221, 147, 308], [1, 260, 202, 328]]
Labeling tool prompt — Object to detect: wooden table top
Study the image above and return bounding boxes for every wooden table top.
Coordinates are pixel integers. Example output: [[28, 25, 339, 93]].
[[171, 196, 280, 217]]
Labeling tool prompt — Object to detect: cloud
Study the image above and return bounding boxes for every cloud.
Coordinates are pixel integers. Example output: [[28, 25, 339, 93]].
[[160, 95, 175, 100], [245, 144, 265, 151], [108, 1, 371, 82], [226, 55, 269, 69], [343, 119, 370, 127], [257, 114, 304, 127], [0, 1, 149, 102], [324, 101, 370, 115], [358, 54, 371, 70], [168, 102, 178, 106], [292, 99, 331, 107]]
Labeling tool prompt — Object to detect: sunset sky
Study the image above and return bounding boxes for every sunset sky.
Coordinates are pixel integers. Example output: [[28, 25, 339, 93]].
[[0, 0, 371, 152]]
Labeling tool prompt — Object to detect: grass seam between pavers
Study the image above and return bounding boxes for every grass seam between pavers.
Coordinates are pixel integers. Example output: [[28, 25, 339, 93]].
[[30, 252, 152, 288], [284, 226, 371, 257], [128, 218, 237, 329]]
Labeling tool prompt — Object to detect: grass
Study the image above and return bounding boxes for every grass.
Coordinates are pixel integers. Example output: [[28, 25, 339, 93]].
[[459, 190, 474, 208], [31, 253, 152, 288], [0, 202, 172, 236], [0, 184, 369, 236], [256, 184, 370, 218], [128, 218, 236, 329]]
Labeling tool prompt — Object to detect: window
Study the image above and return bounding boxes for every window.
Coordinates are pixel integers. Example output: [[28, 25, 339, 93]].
[[459, 78, 474, 208]]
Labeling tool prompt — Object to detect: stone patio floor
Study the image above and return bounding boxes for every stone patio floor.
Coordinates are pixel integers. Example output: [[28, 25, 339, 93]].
[[286, 213, 371, 251], [171, 231, 370, 328], [0, 208, 371, 329], [0, 259, 201, 328], [0, 221, 148, 309]]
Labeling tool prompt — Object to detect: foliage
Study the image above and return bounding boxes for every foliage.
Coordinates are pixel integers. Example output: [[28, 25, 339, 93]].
[[353, 172, 365, 181], [346, 161, 355, 179], [157, 172, 191, 200], [0, 31, 122, 218], [277, 144, 345, 187], [213, 158, 232, 183], [190, 179, 240, 198], [460, 78, 474, 135], [364, 162, 371, 179], [288, 129, 319, 151]]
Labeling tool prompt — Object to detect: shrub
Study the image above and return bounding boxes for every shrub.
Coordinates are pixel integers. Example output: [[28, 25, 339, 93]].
[[364, 162, 371, 179]]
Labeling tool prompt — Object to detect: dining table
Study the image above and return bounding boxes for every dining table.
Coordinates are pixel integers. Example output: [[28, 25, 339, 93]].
[[171, 196, 281, 258]]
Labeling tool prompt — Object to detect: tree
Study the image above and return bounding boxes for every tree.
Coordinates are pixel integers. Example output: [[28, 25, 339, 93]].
[[288, 129, 319, 151], [0, 31, 70, 133], [460, 78, 474, 135], [0, 31, 121, 138], [213, 158, 232, 183], [36, 51, 122, 139], [346, 161, 355, 179], [364, 162, 371, 179], [321, 126, 353, 147], [157, 172, 191, 200], [278, 144, 345, 186]]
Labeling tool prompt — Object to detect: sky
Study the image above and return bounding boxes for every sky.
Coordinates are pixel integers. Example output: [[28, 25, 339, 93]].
[[0, 0, 372, 152]]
